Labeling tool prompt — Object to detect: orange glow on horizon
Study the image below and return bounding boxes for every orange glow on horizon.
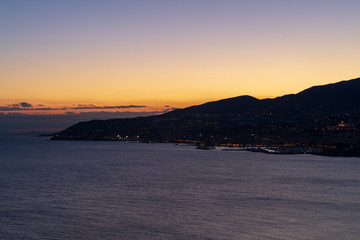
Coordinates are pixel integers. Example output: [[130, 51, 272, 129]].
[[2, 1, 360, 115], [1, 72, 359, 116]]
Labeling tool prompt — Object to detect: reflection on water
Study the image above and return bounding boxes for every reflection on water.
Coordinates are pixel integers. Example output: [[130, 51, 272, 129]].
[[1, 137, 360, 240]]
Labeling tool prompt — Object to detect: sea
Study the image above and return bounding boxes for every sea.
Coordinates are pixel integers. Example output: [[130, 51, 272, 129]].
[[1, 136, 360, 240]]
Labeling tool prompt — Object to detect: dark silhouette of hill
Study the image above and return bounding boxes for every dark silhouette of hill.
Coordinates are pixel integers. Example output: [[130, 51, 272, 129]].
[[52, 77, 360, 156], [165, 95, 264, 116], [166, 77, 360, 116]]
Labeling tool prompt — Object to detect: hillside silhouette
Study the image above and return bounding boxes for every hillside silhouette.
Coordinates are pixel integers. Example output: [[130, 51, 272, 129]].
[[52, 77, 360, 156], [166, 77, 360, 116]]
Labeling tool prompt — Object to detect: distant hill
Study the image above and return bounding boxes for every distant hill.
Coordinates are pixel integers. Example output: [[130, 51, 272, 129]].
[[165, 95, 264, 115], [166, 77, 360, 116], [52, 77, 360, 156]]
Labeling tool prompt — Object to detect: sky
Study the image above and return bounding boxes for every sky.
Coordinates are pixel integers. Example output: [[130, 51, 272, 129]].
[[1, 0, 360, 133]]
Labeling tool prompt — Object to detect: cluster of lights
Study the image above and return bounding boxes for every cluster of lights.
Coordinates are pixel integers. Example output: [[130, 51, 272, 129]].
[[116, 135, 140, 140]]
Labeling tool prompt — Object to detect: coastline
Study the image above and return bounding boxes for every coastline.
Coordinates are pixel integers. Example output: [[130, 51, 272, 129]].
[[49, 135, 360, 157]]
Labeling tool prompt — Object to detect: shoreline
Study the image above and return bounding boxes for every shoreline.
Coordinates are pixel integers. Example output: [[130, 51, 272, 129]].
[[49, 136, 360, 157]]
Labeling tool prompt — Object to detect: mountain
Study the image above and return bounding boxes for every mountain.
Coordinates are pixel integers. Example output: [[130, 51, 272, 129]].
[[166, 77, 360, 116], [165, 95, 264, 116], [52, 77, 360, 156]]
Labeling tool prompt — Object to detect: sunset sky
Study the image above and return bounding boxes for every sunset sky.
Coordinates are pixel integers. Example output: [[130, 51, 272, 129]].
[[1, 0, 360, 132]]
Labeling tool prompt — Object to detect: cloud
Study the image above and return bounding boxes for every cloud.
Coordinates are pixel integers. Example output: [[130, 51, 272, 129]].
[[0, 106, 18, 111], [0, 106, 61, 111], [0, 103, 147, 112], [19, 102, 33, 108], [0, 102, 34, 111], [0, 102, 33, 110], [155, 105, 179, 113], [72, 104, 147, 110], [0, 102, 182, 135], [155, 107, 179, 114], [0, 102, 181, 135], [165, 107, 179, 111]]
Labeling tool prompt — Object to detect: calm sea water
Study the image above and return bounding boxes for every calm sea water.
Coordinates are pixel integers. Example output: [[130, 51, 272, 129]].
[[1, 136, 360, 240]]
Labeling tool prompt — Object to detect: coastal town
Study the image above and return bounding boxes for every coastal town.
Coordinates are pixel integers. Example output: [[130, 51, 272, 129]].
[[52, 109, 360, 156], [52, 78, 360, 156]]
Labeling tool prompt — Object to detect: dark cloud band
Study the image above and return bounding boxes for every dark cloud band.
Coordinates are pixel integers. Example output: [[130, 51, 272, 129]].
[[0, 103, 147, 112], [72, 105, 147, 110]]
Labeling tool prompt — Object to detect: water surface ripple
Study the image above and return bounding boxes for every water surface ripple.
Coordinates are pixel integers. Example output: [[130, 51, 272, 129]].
[[1, 137, 359, 239]]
